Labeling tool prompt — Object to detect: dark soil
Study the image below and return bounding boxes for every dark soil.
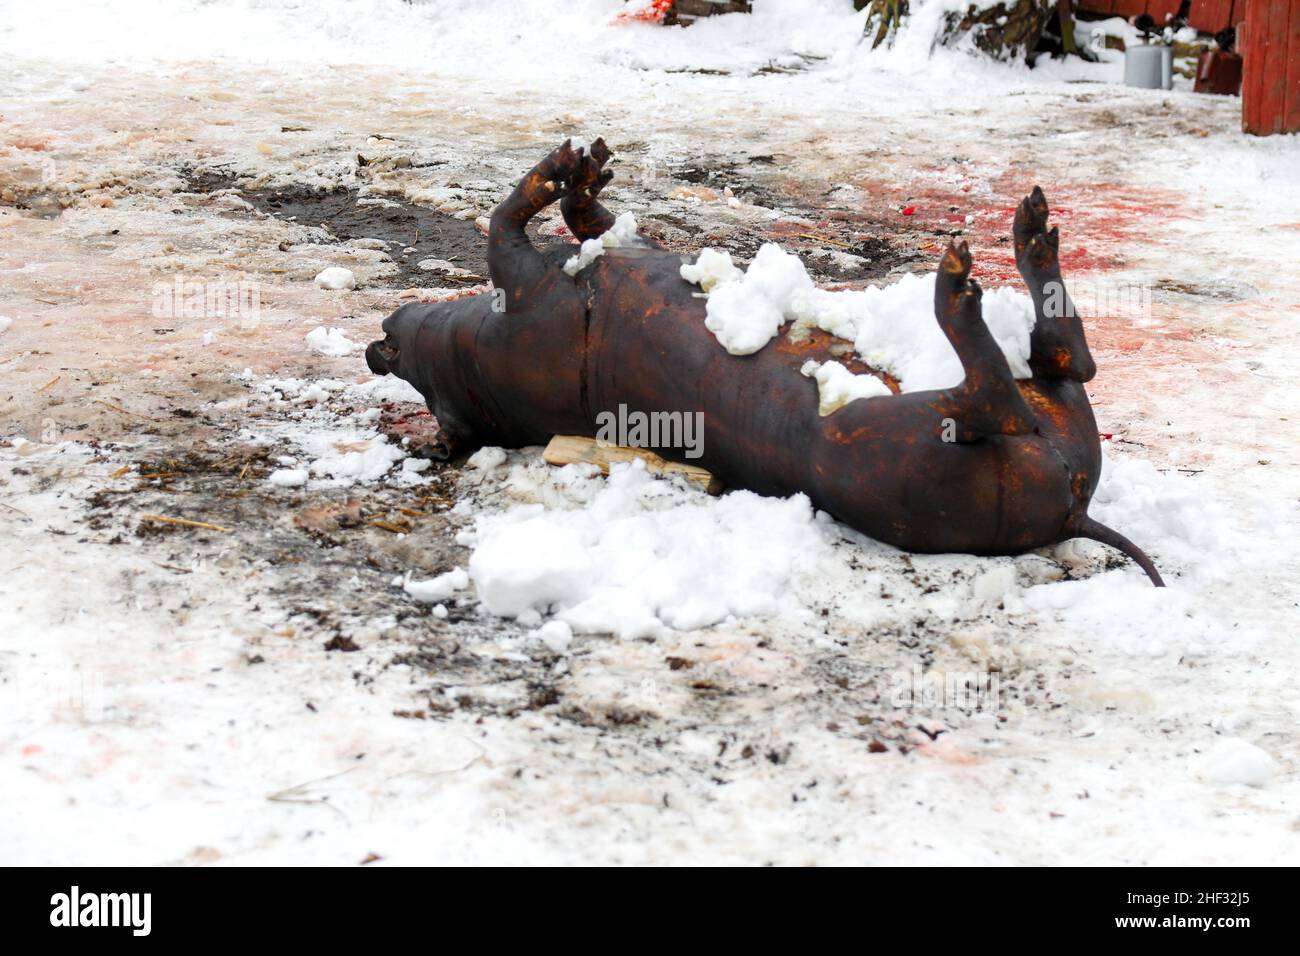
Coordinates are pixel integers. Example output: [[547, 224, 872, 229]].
[[186, 170, 489, 288]]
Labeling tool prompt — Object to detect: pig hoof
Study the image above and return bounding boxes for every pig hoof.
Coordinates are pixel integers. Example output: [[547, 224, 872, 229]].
[[1013, 186, 1059, 275], [935, 239, 973, 309], [538, 140, 586, 197], [560, 136, 617, 241], [572, 136, 613, 196]]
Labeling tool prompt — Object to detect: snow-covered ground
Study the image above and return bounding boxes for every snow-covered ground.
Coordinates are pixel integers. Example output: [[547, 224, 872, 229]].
[[2, 0, 1298, 865]]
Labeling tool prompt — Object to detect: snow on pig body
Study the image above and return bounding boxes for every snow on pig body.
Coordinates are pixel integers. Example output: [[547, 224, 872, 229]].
[[367, 141, 1164, 585]]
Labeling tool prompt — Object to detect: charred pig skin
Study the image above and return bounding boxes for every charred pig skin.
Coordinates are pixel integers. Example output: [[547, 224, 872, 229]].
[[367, 140, 1164, 585]]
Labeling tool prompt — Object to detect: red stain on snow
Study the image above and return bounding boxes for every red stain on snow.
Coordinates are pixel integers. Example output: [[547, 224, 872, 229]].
[[800, 173, 1186, 287]]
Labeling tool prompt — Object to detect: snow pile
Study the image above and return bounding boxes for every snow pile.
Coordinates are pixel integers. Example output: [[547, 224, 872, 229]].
[[314, 266, 357, 290], [1017, 571, 1228, 657], [1008, 445, 1286, 656], [1086, 451, 1248, 580], [563, 212, 640, 276], [458, 459, 828, 640], [1195, 738, 1278, 788], [434, 434, 1284, 654], [801, 359, 892, 416], [244, 375, 431, 489], [302, 431, 405, 484], [797, 272, 1035, 391], [305, 326, 363, 357], [0, 315, 11, 334], [681, 246, 1035, 391]]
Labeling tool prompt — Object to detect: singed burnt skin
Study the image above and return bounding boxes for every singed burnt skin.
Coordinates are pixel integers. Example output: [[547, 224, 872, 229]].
[[368, 142, 1162, 584]]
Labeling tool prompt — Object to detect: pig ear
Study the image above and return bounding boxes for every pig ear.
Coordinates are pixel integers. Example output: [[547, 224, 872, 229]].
[[366, 337, 397, 376]]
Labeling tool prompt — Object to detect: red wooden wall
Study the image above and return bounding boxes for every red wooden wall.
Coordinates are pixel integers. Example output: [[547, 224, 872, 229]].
[[1241, 0, 1300, 133], [1071, 0, 1299, 133], [1188, 0, 1239, 32], [1077, 0, 1248, 29]]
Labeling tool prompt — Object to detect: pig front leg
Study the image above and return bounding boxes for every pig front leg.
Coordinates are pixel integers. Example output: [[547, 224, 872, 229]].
[[559, 137, 663, 249], [487, 141, 584, 309], [560, 137, 617, 241]]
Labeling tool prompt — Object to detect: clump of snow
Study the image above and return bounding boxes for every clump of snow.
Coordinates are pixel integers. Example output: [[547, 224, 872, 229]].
[[353, 375, 424, 405], [1196, 738, 1278, 788], [679, 248, 742, 293], [0, 315, 12, 334], [563, 238, 605, 277], [798, 272, 1035, 391], [800, 359, 892, 416], [598, 211, 638, 245], [314, 266, 356, 290], [460, 460, 827, 640], [529, 620, 573, 653], [681, 245, 1035, 389], [403, 567, 469, 604], [683, 243, 813, 355], [305, 326, 362, 357], [562, 212, 639, 276], [468, 519, 593, 620], [468, 446, 508, 471], [290, 430, 404, 485], [267, 467, 308, 487], [706, 280, 787, 355]]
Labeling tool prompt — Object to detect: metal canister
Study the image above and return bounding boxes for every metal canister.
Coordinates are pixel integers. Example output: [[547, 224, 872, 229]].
[[1124, 44, 1173, 90]]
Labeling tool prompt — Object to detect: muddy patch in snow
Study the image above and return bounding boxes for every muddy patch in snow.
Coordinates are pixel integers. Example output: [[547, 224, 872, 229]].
[[185, 170, 490, 288], [657, 157, 928, 282], [0, 187, 66, 220]]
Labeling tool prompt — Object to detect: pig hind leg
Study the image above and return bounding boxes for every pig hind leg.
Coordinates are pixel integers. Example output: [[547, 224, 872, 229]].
[[934, 241, 1035, 441]]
